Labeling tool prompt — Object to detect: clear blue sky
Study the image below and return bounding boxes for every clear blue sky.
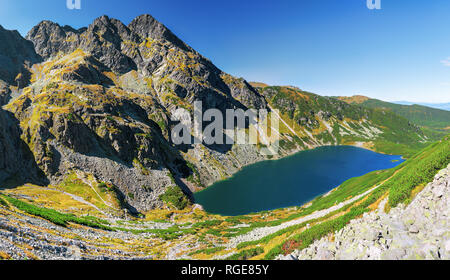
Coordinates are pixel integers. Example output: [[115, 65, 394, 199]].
[[0, 0, 449, 103]]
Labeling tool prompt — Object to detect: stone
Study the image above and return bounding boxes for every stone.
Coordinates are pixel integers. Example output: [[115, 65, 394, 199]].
[[280, 254, 297, 261], [408, 225, 419, 234], [314, 249, 334, 260], [362, 228, 380, 241], [445, 240, 450, 253], [367, 246, 382, 260], [381, 249, 406, 260], [418, 244, 440, 260], [432, 185, 445, 199]]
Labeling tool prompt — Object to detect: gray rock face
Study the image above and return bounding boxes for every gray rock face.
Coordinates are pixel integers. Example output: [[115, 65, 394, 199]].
[[27, 17, 135, 74], [0, 14, 270, 212], [0, 14, 275, 212], [25, 21, 84, 61], [128, 14, 191, 52], [0, 108, 43, 184], [289, 165, 450, 260], [0, 25, 41, 86], [26, 15, 266, 110], [0, 108, 21, 181]]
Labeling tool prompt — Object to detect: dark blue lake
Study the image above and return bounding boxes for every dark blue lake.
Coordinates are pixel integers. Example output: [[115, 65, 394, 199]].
[[194, 146, 404, 216]]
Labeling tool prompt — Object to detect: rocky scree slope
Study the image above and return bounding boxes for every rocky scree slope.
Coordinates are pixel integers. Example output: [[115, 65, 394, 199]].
[[283, 165, 450, 260], [0, 14, 429, 213]]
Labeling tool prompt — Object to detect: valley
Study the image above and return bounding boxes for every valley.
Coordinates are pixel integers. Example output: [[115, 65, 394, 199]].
[[0, 14, 448, 260], [0, 135, 447, 260]]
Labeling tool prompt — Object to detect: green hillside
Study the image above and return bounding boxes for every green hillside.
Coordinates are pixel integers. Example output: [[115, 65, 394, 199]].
[[258, 86, 430, 157], [263, 134, 449, 259], [337, 96, 450, 130]]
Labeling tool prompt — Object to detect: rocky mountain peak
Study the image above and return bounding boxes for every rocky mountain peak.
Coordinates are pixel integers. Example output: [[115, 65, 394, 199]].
[[26, 20, 86, 44], [128, 14, 166, 37], [26, 20, 81, 61], [27, 20, 67, 40], [0, 13, 271, 212], [23, 14, 266, 109], [128, 14, 191, 51], [89, 15, 131, 39]]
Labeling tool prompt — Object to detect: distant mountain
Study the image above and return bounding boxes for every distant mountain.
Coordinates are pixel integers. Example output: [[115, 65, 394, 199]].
[[394, 101, 450, 111], [337, 96, 450, 130], [255, 87, 429, 157]]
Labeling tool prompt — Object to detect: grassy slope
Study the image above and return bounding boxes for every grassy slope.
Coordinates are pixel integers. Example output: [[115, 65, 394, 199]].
[[262, 135, 449, 259], [1, 135, 448, 259], [0, 194, 112, 230], [338, 96, 450, 130]]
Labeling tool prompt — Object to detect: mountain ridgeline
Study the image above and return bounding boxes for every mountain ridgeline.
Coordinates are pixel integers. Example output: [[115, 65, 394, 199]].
[[0, 14, 436, 214], [337, 96, 450, 130]]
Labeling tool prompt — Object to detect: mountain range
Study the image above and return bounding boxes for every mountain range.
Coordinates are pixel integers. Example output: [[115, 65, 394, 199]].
[[394, 101, 450, 112], [0, 14, 449, 261], [337, 95, 450, 130], [0, 14, 446, 214]]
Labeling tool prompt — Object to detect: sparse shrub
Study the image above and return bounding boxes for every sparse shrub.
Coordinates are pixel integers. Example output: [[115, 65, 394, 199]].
[[0, 197, 9, 209], [227, 247, 264, 260], [159, 186, 189, 210], [1, 194, 112, 230], [189, 246, 225, 256], [45, 82, 58, 91], [97, 182, 108, 190]]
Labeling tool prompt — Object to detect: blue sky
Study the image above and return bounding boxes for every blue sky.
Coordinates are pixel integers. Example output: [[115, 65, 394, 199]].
[[0, 0, 449, 103]]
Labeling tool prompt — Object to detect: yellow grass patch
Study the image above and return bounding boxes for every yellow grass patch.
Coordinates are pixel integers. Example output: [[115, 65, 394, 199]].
[[368, 192, 389, 211], [338, 95, 370, 104], [0, 251, 11, 260], [2, 184, 104, 217]]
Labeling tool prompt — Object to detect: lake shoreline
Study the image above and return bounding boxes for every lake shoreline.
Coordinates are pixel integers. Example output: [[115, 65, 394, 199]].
[[196, 142, 400, 192], [194, 145, 404, 216]]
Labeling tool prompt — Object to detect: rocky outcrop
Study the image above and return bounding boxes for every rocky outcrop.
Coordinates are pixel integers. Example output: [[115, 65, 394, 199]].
[[26, 15, 266, 110], [0, 108, 21, 182], [0, 25, 41, 87], [127, 14, 191, 52], [285, 165, 450, 260], [0, 108, 43, 185], [26, 21, 85, 62]]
